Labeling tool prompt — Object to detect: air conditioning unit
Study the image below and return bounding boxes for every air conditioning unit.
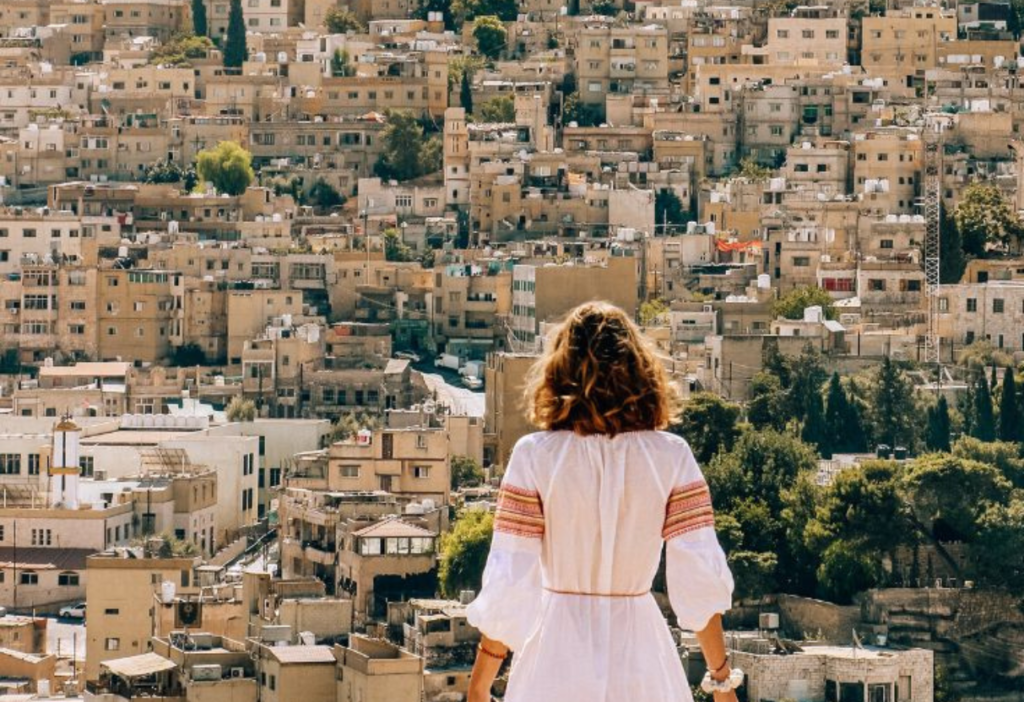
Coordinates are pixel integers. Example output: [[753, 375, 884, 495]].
[[759, 613, 780, 630], [230, 667, 245, 679]]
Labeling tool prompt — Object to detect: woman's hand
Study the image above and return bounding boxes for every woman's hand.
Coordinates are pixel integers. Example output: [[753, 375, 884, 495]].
[[713, 690, 739, 702]]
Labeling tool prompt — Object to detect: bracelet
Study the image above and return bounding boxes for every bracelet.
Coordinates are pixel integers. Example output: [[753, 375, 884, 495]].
[[709, 657, 730, 677], [477, 643, 508, 661], [700, 668, 744, 694]]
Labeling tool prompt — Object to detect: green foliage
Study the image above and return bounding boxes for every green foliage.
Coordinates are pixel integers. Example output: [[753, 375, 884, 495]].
[[150, 33, 213, 66], [439, 510, 493, 597], [477, 95, 515, 123], [473, 16, 507, 59], [155, 532, 200, 558], [143, 160, 197, 190], [970, 372, 996, 442], [801, 386, 828, 456], [383, 228, 415, 262], [375, 111, 442, 181], [671, 392, 742, 465], [727, 551, 779, 600], [225, 396, 256, 422], [324, 6, 364, 33], [460, 71, 473, 113], [998, 366, 1020, 442], [748, 372, 788, 431], [869, 357, 920, 451], [307, 179, 345, 211], [772, 286, 837, 321], [953, 436, 1024, 488], [451, 455, 485, 491], [196, 141, 254, 196], [655, 189, 691, 228], [330, 411, 383, 442], [816, 541, 882, 604], [223, 0, 248, 68], [973, 497, 1024, 590], [736, 157, 772, 181], [416, 0, 454, 27], [954, 181, 1024, 256], [330, 49, 355, 77], [590, 0, 618, 15], [452, 0, 518, 23], [957, 340, 1013, 370], [939, 203, 966, 285], [638, 298, 669, 326], [172, 342, 206, 367], [925, 395, 952, 453], [562, 91, 604, 127], [192, 0, 208, 36], [824, 373, 868, 454]]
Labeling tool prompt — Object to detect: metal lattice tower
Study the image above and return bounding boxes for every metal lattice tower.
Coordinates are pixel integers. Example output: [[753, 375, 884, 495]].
[[922, 121, 943, 365]]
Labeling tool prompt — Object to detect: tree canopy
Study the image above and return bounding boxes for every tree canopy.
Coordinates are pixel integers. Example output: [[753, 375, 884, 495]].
[[451, 455, 486, 491], [225, 396, 256, 422], [223, 0, 248, 68], [439, 510, 493, 597], [772, 286, 837, 321], [191, 0, 207, 36], [477, 95, 515, 123], [324, 6, 364, 33], [671, 392, 742, 465], [473, 16, 507, 59], [375, 112, 442, 182], [954, 182, 1024, 256], [196, 141, 255, 196]]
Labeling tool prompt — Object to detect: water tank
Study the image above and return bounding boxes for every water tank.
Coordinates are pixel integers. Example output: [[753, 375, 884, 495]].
[[459, 590, 476, 605], [118, 245, 129, 258], [356, 429, 373, 445], [161, 581, 176, 604], [893, 446, 908, 460], [757, 274, 771, 290], [876, 444, 892, 459], [191, 664, 222, 682], [299, 631, 316, 646], [759, 613, 780, 630]]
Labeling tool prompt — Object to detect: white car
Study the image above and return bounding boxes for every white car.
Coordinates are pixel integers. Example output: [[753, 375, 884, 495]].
[[395, 351, 421, 363], [461, 375, 483, 390], [59, 603, 86, 619]]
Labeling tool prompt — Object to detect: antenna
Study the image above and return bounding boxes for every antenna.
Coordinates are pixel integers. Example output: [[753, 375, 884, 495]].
[[922, 117, 943, 367]]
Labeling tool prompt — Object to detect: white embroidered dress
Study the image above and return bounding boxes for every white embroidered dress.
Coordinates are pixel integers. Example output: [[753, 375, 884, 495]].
[[466, 430, 734, 702]]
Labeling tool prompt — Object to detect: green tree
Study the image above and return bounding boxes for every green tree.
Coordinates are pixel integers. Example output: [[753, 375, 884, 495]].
[[473, 16, 507, 59], [655, 189, 690, 230], [172, 342, 206, 367], [460, 70, 474, 113], [225, 396, 256, 422], [953, 435, 1024, 488], [772, 286, 837, 321], [196, 141, 255, 195], [308, 179, 344, 210], [150, 33, 214, 66], [330, 49, 354, 77], [788, 342, 827, 420], [223, 0, 248, 68], [452, 0, 518, 23], [925, 395, 952, 452], [383, 228, 414, 262], [324, 6, 364, 33], [939, 203, 966, 285], [671, 392, 742, 465], [192, 0, 208, 36], [824, 373, 867, 455], [439, 510, 493, 597], [562, 91, 604, 127], [375, 111, 441, 181], [451, 455, 485, 490], [477, 95, 515, 123], [638, 298, 669, 326], [973, 497, 1024, 589], [747, 372, 788, 431], [800, 376, 828, 455], [870, 357, 919, 450], [330, 411, 383, 442], [998, 366, 1020, 442], [761, 337, 792, 388], [816, 540, 883, 604], [954, 181, 1024, 256], [590, 0, 618, 15], [736, 157, 772, 181], [971, 372, 996, 442]]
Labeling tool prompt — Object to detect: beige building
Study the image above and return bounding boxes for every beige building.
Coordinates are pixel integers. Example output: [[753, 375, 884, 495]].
[[574, 23, 669, 106], [851, 129, 923, 215], [861, 8, 956, 89], [336, 635, 424, 702], [483, 352, 536, 468], [97, 268, 185, 363], [327, 427, 450, 505], [938, 281, 1024, 353], [84, 551, 201, 681], [756, 9, 847, 66], [259, 644, 337, 702]]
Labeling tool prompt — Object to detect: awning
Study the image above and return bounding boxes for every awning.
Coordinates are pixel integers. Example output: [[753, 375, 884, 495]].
[[103, 653, 176, 679]]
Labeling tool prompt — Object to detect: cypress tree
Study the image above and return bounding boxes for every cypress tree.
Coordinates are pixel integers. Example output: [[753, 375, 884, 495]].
[[973, 373, 996, 442], [926, 395, 952, 452], [802, 388, 830, 457], [192, 0, 208, 36], [824, 373, 849, 453], [939, 203, 966, 285], [999, 366, 1020, 442], [223, 0, 248, 68], [460, 71, 473, 114]]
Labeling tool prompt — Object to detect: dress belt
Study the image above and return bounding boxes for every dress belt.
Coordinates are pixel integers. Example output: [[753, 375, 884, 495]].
[[544, 586, 649, 598]]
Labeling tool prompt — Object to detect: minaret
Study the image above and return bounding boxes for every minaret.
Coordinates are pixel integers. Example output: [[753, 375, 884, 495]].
[[50, 417, 82, 509]]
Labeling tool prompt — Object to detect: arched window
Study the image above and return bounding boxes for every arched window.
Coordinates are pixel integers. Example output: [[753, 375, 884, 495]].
[[19, 570, 38, 585], [58, 571, 80, 586]]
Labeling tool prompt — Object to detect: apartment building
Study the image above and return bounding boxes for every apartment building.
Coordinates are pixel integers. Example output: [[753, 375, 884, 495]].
[[938, 281, 1024, 352], [336, 635, 424, 702], [483, 352, 536, 468], [51, 1, 106, 62], [430, 262, 512, 359], [758, 9, 847, 66], [574, 23, 669, 106], [861, 8, 956, 88], [317, 53, 449, 121], [101, 0, 188, 43], [327, 427, 450, 505], [851, 129, 923, 214], [96, 268, 184, 363]]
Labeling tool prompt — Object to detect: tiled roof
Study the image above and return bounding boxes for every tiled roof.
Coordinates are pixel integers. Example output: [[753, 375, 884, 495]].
[[352, 519, 436, 539], [0, 547, 93, 571]]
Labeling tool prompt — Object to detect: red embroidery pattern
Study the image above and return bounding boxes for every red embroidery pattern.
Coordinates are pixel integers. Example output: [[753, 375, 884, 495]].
[[494, 484, 545, 539], [663, 481, 715, 540]]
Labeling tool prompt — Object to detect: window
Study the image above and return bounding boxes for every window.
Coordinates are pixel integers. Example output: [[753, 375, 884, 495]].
[[802, 30, 814, 39], [826, 30, 839, 39], [413, 466, 430, 479], [105, 638, 120, 651], [966, 298, 977, 312], [339, 465, 359, 478], [28, 454, 40, 475], [58, 572, 80, 586], [993, 298, 1005, 313], [880, 239, 894, 249], [105, 608, 120, 615], [776, 29, 789, 38], [869, 684, 892, 702], [80, 456, 95, 477], [20, 571, 38, 585], [792, 256, 811, 267], [0, 454, 20, 475], [868, 279, 886, 291]]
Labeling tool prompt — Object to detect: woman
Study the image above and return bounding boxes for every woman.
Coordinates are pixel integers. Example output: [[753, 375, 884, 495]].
[[465, 302, 738, 702]]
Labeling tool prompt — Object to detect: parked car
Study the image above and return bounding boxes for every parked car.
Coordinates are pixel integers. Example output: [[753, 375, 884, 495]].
[[462, 375, 483, 390], [59, 603, 86, 619]]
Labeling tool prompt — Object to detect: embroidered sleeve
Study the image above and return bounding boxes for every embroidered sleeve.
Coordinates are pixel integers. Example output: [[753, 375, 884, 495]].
[[662, 480, 715, 541], [494, 484, 545, 539]]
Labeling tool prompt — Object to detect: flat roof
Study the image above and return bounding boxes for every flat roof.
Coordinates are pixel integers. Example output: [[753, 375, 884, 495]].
[[103, 652, 176, 678], [80, 429, 196, 445], [39, 362, 131, 378], [267, 645, 336, 664]]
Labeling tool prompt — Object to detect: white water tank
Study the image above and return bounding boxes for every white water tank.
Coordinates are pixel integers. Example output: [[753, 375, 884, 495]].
[[161, 581, 176, 604]]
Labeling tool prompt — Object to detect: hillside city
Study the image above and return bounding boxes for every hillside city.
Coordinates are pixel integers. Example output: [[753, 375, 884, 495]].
[[0, 0, 1023, 699]]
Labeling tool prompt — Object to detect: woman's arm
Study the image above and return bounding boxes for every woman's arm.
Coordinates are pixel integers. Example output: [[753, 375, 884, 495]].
[[467, 635, 509, 702], [696, 614, 738, 702]]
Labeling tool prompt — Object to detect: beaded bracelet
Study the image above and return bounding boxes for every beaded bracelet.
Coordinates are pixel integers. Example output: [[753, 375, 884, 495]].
[[477, 643, 508, 660], [700, 668, 744, 694]]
